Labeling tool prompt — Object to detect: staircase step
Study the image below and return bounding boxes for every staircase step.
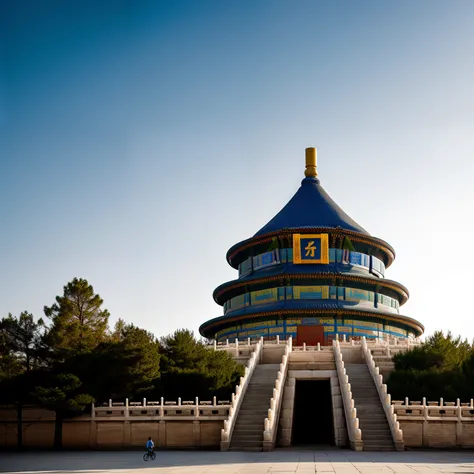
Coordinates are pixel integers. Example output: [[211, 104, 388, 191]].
[[239, 405, 270, 410], [364, 440, 394, 446], [229, 447, 262, 452], [353, 396, 381, 399], [231, 434, 262, 441], [240, 402, 271, 406], [363, 434, 393, 439], [238, 414, 268, 419], [362, 431, 392, 438], [364, 446, 395, 451], [233, 427, 264, 433], [243, 392, 273, 395], [229, 362, 282, 451], [231, 439, 264, 445], [361, 425, 391, 431], [353, 398, 383, 403], [234, 419, 264, 424], [362, 428, 392, 435]]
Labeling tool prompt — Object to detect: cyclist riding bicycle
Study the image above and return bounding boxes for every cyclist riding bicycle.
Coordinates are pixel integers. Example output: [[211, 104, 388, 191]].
[[146, 437, 154, 454]]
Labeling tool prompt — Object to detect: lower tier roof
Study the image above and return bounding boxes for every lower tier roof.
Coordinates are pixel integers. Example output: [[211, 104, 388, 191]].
[[213, 268, 409, 305], [199, 301, 424, 338]]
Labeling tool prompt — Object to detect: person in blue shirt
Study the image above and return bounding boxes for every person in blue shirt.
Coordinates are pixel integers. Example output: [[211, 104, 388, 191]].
[[146, 437, 154, 454]]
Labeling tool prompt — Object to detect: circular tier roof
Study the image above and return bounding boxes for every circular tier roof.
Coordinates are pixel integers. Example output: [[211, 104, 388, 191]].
[[255, 176, 368, 237], [199, 305, 424, 338]]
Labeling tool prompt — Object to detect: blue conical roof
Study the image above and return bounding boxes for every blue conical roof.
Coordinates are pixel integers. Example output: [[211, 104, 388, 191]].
[[254, 176, 369, 236]]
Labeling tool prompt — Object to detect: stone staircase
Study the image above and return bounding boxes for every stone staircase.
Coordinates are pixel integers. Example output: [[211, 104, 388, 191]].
[[229, 364, 280, 451], [345, 363, 395, 451], [370, 348, 395, 378]]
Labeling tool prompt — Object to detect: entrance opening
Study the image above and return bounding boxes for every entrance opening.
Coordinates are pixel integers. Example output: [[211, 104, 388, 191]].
[[292, 380, 334, 445], [296, 325, 325, 346]]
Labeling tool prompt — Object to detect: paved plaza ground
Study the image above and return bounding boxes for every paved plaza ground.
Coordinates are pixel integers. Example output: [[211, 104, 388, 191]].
[[1, 449, 474, 474]]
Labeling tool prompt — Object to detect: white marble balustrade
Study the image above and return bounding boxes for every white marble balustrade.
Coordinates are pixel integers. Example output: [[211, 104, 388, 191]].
[[92, 397, 230, 419], [393, 398, 474, 421], [332, 339, 362, 451], [263, 337, 292, 450]]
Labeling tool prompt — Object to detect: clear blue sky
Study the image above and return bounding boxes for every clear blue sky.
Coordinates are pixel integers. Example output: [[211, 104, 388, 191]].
[[1, 0, 473, 341]]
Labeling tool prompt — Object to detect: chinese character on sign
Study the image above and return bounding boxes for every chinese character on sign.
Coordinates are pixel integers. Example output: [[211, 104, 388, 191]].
[[304, 241, 316, 257]]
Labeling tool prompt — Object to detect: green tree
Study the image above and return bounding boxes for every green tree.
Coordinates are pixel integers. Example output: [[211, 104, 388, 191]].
[[62, 323, 160, 402], [160, 329, 207, 373], [110, 318, 127, 342], [0, 312, 46, 373], [119, 324, 160, 395], [0, 312, 46, 449], [388, 331, 473, 401], [158, 329, 243, 399], [32, 373, 94, 449], [44, 278, 109, 355], [460, 351, 474, 400], [0, 330, 23, 381], [393, 331, 471, 372]]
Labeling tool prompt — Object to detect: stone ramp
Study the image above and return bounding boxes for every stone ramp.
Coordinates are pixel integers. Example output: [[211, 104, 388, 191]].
[[345, 363, 395, 451], [229, 364, 280, 451]]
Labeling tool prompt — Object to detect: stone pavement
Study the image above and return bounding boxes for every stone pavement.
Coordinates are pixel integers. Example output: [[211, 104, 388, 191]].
[[1, 449, 474, 474]]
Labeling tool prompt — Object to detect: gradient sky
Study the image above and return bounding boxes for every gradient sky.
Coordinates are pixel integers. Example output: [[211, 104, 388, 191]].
[[1, 0, 473, 342]]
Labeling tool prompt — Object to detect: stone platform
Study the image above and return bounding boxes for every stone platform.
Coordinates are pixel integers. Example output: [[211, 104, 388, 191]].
[[1, 449, 474, 474]]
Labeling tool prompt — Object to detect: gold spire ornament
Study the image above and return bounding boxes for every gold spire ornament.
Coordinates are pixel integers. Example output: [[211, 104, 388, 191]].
[[305, 147, 317, 177]]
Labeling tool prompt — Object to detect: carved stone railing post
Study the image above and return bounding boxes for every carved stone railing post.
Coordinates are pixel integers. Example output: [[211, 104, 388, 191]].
[[333, 339, 363, 451]]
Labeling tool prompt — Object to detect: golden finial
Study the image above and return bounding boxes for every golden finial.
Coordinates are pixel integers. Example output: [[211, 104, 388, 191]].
[[305, 147, 317, 177]]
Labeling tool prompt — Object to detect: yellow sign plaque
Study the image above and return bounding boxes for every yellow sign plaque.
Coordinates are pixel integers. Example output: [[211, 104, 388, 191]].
[[293, 233, 329, 264]]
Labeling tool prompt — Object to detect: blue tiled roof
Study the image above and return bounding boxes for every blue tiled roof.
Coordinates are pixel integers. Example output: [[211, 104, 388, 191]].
[[199, 300, 425, 337], [213, 262, 372, 298], [254, 177, 369, 236], [213, 263, 410, 303]]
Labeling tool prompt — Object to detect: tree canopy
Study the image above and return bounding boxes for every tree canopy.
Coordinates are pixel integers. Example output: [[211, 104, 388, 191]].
[[387, 331, 474, 401], [157, 329, 243, 399], [32, 373, 94, 448], [44, 278, 109, 355]]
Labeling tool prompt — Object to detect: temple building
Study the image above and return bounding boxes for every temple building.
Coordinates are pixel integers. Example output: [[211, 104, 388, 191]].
[[200, 148, 424, 345]]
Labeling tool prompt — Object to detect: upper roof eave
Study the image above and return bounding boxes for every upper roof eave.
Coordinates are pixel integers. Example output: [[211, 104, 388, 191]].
[[226, 227, 396, 269], [213, 270, 409, 305]]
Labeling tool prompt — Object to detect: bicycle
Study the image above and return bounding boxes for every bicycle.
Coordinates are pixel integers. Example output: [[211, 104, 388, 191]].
[[143, 450, 156, 461]]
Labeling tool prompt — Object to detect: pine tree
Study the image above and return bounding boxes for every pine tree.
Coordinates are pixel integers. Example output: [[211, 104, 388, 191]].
[[44, 278, 109, 355], [32, 373, 94, 449], [0, 312, 46, 372]]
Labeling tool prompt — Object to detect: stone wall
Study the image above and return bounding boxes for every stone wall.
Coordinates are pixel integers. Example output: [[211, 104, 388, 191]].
[[399, 420, 474, 449], [0, 406, 223, 450]]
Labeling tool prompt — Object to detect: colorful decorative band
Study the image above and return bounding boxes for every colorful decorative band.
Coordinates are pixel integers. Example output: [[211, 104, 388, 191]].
[[238, 248, 385, 277], [215, 318, 411, 341], [223, 285, 399, 314]]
